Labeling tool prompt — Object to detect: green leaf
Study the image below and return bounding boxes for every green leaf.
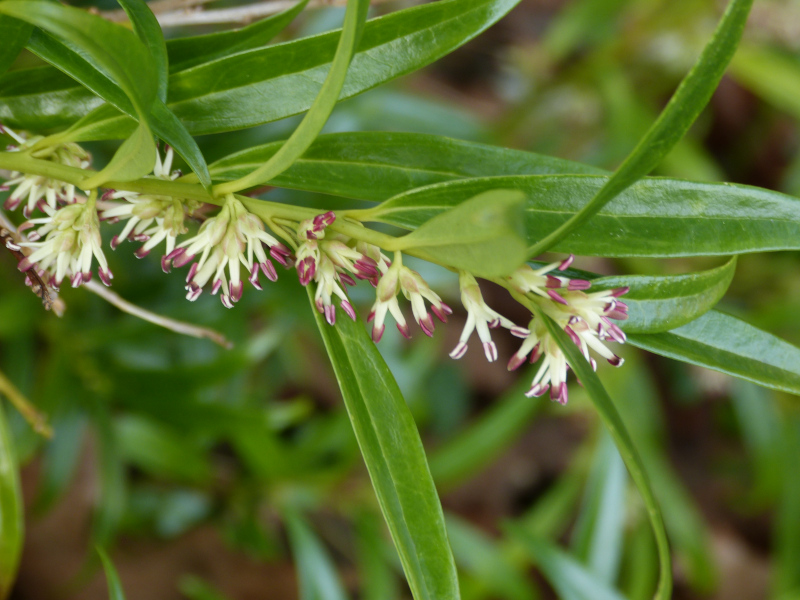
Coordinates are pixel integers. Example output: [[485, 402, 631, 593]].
[[507, 528, 628, 600], [214, 0, 370, 195], [2, 0, 157, 116], [284, 509, 350, 600], [356, 512, 399, 600], [0, 16, 32, 76], [116, 0, 169, 102], [526, 0, 754, 256], [363, 175, 800, 258], [592, 258, 737, 333], [391, 189, 527, 277], [97, 547, 127, 600], [628, 310, 800, 396], [0, 400, 22, 600], [82, 121, 156, 187], [570, 432, 627, 585], [537, 309, 672, 600], [19, 9, 209, 187], [310, 290, 459, 600], [2, 0, 521, 138], [202, 131, 602, 196], [166, 0, 309, 72]]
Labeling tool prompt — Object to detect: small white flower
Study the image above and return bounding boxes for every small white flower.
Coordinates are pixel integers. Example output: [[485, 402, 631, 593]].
[[450, 273, 529, 362], [18, 195, 112, 289], [507, 254, 591, 305], [368, 261, 409, 341], [1, 124, 90, 216], [165, 195, 289, 307]]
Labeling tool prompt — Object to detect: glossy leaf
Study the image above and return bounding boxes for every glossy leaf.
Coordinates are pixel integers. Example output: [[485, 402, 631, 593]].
[[166, 0, 310, 72], [0, 401, 22, 600], [285, 510, 349, 600], [202, 131, 602, 197], [1, 0, 520, 138], [507, 528, 627, 600], [592, 258, 737, 333], [82, 121, 156, 187], [527, 0, 754, 256], [116, 0, 169, 102], [2, 0, 157, 116], [392, 190, 527, 278], [363, 175, 800, 258], [97, 547, 127, 600], [538, 310, 672, 600], [0, 16, 32, 76], [215, 0, 370, 194], [310, 291, 459, 600], [628, 310, 800, 396]]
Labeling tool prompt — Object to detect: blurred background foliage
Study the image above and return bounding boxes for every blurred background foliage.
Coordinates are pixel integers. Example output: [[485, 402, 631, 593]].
[[2, 0, 800, 598]]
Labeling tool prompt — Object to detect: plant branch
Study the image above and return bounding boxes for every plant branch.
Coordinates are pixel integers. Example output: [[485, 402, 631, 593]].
[[83, 281, 234, 349], [0, 369, 52, 438]]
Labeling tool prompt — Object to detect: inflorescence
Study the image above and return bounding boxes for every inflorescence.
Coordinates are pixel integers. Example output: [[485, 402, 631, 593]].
[[1, 126, 629, 404]]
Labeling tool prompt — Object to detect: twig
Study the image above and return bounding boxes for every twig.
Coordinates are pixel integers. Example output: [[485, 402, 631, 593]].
[[83, 280, 234, 349], [0, 369, 53, 438], [103, 0, 400, 27]]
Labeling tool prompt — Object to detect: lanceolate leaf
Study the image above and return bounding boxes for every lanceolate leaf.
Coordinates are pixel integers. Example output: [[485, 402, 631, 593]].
[[97, 547, 127, 600], [82, 121, 156, 188], [526, 0, 754, 256], [166, 0, 310, 72], [0, 16, 32, 76], [214, 0, 370, 194], [116, 0, 169, 102], [392, 190, 528, 278], [201, 132, 602, 198], [629, 310, 800, 396], [0, 401, 22, 600], [592, 258, 737, 333], [363, 175, 800, 258], [310, 291, 459, 600], [0, 0, 521, 138], [538, 310, 672, 600]]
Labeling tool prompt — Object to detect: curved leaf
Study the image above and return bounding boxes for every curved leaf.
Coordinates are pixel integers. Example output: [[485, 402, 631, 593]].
[[310, 291, 459, 600], [166, 0, 309, 72], [97, 547, 127, 600], [0, 400, 22, 600], [391, 189, 528, 278], [629, 310, 800, 396], [0, 0, 521, 138], [202, 131, 601, 199], [592, 258, 737, 333], [214, 0, 370, 194], [537, 309, 672, 600], [527, 0, 754, 256], [364, 175, 800, 258], [116, 0, 169, 102], [82, 121, 156, 188], [0, 16, 32, 76]]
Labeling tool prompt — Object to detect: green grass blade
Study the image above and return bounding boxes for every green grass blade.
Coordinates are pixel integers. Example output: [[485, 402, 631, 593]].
[[97, 547, 127, 600], [0, 399, 22, 600]]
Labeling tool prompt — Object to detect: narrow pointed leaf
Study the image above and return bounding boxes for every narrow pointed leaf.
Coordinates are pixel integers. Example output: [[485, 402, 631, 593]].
[[591, 257, 737, 333], [0, 400, 23, 600], [0, 16, 32, 76], [166, 0, 310, 72], [527, 0, 754, 256], [83, 121, 156, 187], [364, 175, 800, 258], [310, 291, 459, 600], [203, 131, 602, 197], [97, 547, 127, 600], [392, 190, 527, 278], [629, 310, 800, 396], [538, 310, 672, 600], [1, 0, 521, 138], [116, 0, 169, 102], [215, 0, 370, 195]]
